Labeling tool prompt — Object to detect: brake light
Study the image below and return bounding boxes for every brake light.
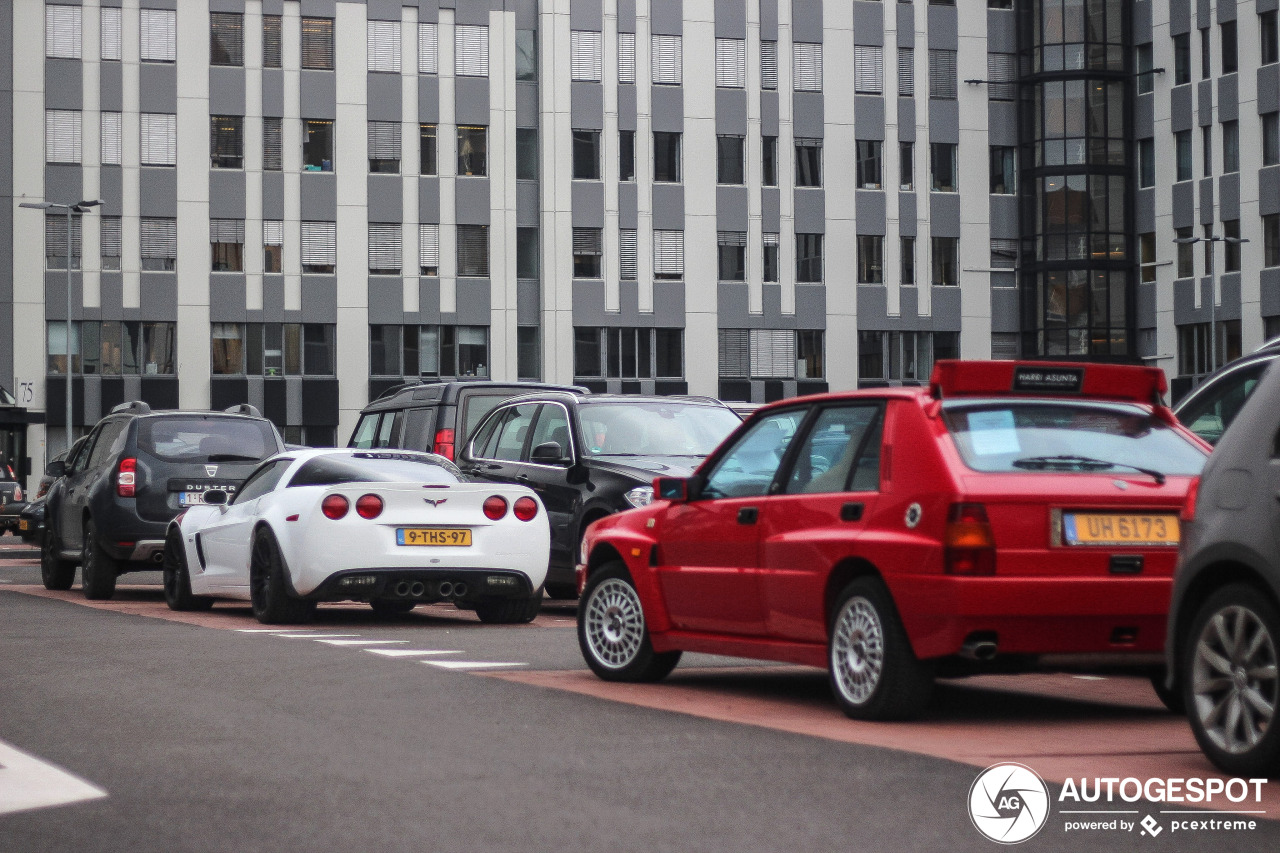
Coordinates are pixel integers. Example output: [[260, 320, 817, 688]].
[[433, 429, 455, 461], [13, 486, 21, 502], [321, 494, 350, 520], [355, 494, 384, 519], [117, 457, 137, 498], [944, 503, 996, 576], [513, 496, 538, 521], [483, 495, 508, 520], [1180, 477, 1200, 524]]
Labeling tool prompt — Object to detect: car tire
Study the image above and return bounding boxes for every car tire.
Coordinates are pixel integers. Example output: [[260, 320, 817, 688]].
[[80, 518, 118, 601], [40, 523, 76, 591], [370, 599, 416, 616], [577, 561, 680, 682], [1149, 668, 1185, 715], [828, 577, 934, 721], [162, 528, 214, 612], [475, 593, 542, 624], [249, 528, 316, 625], [1182, 583, 1280, 777]]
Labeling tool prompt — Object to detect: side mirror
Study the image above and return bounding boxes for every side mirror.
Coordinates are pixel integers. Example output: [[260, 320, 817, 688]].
[[202, 489, 229, 506], [45, 460, 67, 478], [654, 476, 689, 503], [531, 441, 570, 465]]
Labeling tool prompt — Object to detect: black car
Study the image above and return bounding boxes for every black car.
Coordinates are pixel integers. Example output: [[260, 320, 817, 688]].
[[349, 380, 586, 463], [459, 393, 742, 598], [42, 402, 286, 599], [15, 437, 89, 543], [0, 458, 25, 536], [1174, 336, 1280, 444]]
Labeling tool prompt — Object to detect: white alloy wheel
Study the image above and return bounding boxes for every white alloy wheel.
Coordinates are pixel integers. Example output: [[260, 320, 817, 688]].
[[830, 595, 886, 706], [583, 577, 647, 670]]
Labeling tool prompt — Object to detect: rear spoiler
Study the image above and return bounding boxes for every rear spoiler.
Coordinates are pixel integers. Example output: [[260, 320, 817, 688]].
[[929, 360, 1169, 408]]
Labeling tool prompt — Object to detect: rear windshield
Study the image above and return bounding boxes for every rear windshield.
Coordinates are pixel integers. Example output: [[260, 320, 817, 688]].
[[943, 401, 1207, 476], [138, 417, 279, 463], [288, 452, 461, 487], [579, 402, 742, 458]]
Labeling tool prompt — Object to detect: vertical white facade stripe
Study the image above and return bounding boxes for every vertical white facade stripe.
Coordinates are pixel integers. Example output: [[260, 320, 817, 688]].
[[746, 2, 763, 317], [244, 0, 265, 313], [82, 0, 102, 309], [334, 1, 369, 431], [603, 3, 620, 313], [121, 0, 141, 310], [402, 6, 420, 316], [635, 2, 653, 313], [777, 0, 795, 316], [438, 10, 457, 314], [955, 3, 991, 356], [175, 0, 212, 408], [489, 9, 518, 380], [684, 13, 717, 396], [282, 6, 302, 312], [540, 1, 574, 382]]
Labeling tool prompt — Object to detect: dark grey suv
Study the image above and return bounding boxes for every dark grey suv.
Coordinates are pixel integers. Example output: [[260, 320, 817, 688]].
[[1167, 360, 1280, 776], [42, 402, 285, 600]]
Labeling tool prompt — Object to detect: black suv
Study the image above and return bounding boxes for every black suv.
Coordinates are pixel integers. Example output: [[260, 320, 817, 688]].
[[459, 393, 741, 598], [42, 402, 285, 599], [0, 457, 25, 536], [1174, 336, 1280, 445], [348, 380, 585, 463]]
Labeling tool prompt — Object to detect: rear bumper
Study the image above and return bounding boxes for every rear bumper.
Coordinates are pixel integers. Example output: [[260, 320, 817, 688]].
[[304, 567, 538, 603]]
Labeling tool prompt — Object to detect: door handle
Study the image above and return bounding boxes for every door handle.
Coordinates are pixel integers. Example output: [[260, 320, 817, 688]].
[[841, 502, 864, 522], [737, 507, 758, 525]]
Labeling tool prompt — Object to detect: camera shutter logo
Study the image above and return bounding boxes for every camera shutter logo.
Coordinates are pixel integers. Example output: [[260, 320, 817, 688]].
[[968, 763, 1051, 844]]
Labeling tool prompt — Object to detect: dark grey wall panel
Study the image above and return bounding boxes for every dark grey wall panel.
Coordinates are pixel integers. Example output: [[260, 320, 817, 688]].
[[262, 70, 284, 116], [928, 193, 959, 237], [1138, 281, 1157, 327], [716, 186, 748, 231], [100, 275, 123, 313], [455, 77, 490, 125], [570, 0, 602, 30], [929, 286, 962, 329], [650, 86, 684, 132], [987, 102, 1017, 146], [450, 278, 491, 324], [650, 0, 683, 35], [791, 0, 822, 43], [262, 172, 284, 219], [1136, 187, 1155, 231], [1261, 168, 1280, 216], [855, 191, 885, 235], [651, 184, 684, 229], [571, 82, 604, 129], [1197, 80, 1213, 126], [44, 165, 83, 207], [761, 187, 779, 231], [989, 195, 1018, 238], [715, 89, 747, 135], [419, 78, 439, 123], [138, 275, 177, 320], [209, 275, 247, 319], [298, 277, 336, 323], [793, 93, 823, 137], [571, 180, 603, 226], [516, 279, 539, 325], [367, 175, 402, 222], [619, 181, 637, 228], [454, 178, 491, 224], [209, 170, 246, 218], [140, 168, 177, 217], [415, 278, 440, 322], [617, 85, 636, 129], [1172, 180, 1196, 225], [760, 91, 778, 132], [926, 5, 958, 50], [927, 100, 958, 143], [898, 193, 916, 235], [987, 7, 1016, 51], [101, 63, 123, 111], [1171, 85, 1193, 131], [454, 1, 489, 26], [1262, 269, 1280, 316], [43, 274, 80, 320], [991, 287, 1018, 332], [852, 2, 883, 46], [139, 64, 176, 112], [367, 73, 402, 122], [516, 82, 538, 127], [209, 67, 246, 116], [512, 0, 537, 28], [1133, 0, 1152, 42], [1218, 173, 1239, 220], [45, 60, 81, 110], [366, 0, 401, 20], [368, 278, 403, 324], [854, 96, 884, 139], [1218, 74, 1238, 123], [299, 173, 337, 220], [897, 4, 914, 46], [759, 0, 777, 38], [1198, 178, 1214, 223], [1261, 0, 1280, 14], [897, 98, 915, 138], [1170, 0, 1191, 32], [419, 177, 440, 222], [300, 71, 337, 120], [260, 277, 284, 318], [617, 0, 636, 31], [1260, 65, 1280, 114], [100, 168, 123, 216], [300, 0, 334, 15], [1134, 93, 1154, 135], [794, 189, 825, 232], [715, 0, 746, 38], [516, 181, 539, 226]]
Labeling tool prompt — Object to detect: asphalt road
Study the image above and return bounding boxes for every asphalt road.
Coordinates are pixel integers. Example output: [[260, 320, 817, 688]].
[[1, 542, 1277, 853]]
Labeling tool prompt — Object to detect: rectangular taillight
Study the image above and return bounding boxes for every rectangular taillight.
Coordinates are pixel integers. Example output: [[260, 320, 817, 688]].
[[1180, 476, 1200, 523], [944, 503, 996, 576], [432, 428, 455, 461], [117, 457, 137, 498]]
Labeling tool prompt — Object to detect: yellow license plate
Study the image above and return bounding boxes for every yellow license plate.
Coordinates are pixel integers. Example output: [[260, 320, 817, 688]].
[[18, 520, 28, 530], [396, 528, 472, 547], [1064, 513, 1179, 546]]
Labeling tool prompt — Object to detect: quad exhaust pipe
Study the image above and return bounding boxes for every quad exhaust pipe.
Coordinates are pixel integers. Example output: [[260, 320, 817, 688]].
[[391, 580, 467, 599]]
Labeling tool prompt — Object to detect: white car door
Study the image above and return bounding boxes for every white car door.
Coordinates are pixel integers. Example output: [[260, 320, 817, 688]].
[[198, 458, 293, 591]]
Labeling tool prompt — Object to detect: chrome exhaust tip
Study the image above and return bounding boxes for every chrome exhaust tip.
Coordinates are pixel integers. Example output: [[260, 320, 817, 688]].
[[961, 639, 998, 661], [409, 581, 426, 598], [452, 581, 468, 598], [394, 581, 411, 597], [437, 581, 453, 597], [150, 551, 165, 564]]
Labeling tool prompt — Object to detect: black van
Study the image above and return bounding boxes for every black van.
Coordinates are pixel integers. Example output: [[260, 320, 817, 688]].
[[348, 381, 585, 462]]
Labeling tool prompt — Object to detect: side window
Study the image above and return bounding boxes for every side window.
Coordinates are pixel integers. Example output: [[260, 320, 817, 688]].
[[526, 404, 573, 460], [402, 407, 435, 452], [784, 405, 882, 494], [468, 409, 505, 459], [86, 420, 128, 470], [461, 393, 515, 447], [233, 459, 292, 504], [69, 433, 99, 473], [493, 403, 539, 462], [375, 410, 402, 448], [702, 409, 807, 499], [350, 413, 382, 449], [1178, 362, 1269, 444]]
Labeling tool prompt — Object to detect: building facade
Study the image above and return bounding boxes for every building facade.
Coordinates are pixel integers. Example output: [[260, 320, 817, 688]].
[[1, 0, 1277, 483]]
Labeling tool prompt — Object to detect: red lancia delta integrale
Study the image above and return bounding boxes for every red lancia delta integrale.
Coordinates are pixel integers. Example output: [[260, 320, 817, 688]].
[[575, 361, 1211, 720]]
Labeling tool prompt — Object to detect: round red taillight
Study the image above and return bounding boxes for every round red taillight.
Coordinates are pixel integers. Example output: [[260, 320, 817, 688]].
[[355, 494, 384, 519], [483, 495, 508, 520], [321, 494, 350, 520], [513, 496, 538, 522]]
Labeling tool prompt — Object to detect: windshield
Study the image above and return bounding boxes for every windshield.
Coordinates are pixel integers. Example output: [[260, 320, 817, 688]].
[[138, 417, 279, 463], [288, 452, 462, 487], [578, 402, 741, 458], [943, 401, 1207, 476]]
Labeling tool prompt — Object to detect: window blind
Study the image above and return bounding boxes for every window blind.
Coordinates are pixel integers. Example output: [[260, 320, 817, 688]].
[[140, 113, 177, 165], [986, 52, 1017, 101], [419, 224, 440, 269], [653, 230, 684, 277], [761, 41, 778, 89], [455, 25, 489, 77], [301, 18, 334, 69], [263, 118, 282, 170], [794, 42, 823, 91], [46, 5, 82, 59], [763, 232, 780, 246], [210, 219, 245, 243], [141, 218, 177, 259], [571, 30, 603, 81], [262, 15, 282, 68], [457, 225, 490, 276], [418, 23, 438, 74], [368, 224, 402, 273], [367, 20, 401, 73], [617, 32, 636, 83], [619, 229, 637, 280], [929, 49, 957, 99], [140, 9, 176, 62], [263, 221, 284, 246], [854, 46, 883, 94], [45, 214, 82, 264], [101, 112, 122, 165], [897, 48, 914, 96], [715, 39, 746, 88], [750, 329, 796, 378], [101, 7, 122, 61], [367, 122, 401, 159], [301, 222, 337, 267], [210, 12, 244, 66], [990, 239, 1018, 268], [100, 217, 122, 259], [718, 329, 750, 378], [45, 110, 82, 164], [652, 34, 682, 85], [718, 231, 747, 247], [573, 228, 602, 254]]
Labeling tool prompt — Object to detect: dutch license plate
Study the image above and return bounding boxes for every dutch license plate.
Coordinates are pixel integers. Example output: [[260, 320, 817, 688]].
[[180, 491, 224, 506], [397, 528, 472, 547], [18, 520, 29, 530], [1063, 513, 1180, 546]]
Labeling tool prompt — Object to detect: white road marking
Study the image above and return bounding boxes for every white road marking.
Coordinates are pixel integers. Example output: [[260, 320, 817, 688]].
[[235, 629, 316, 634], [314, 639, 409, 646], [278, 633, 361, 639], [1072, 675, 1107, 681], [0, 740, 107, 816], [365, 648, 462, 658], [424, 661, 528, 670]]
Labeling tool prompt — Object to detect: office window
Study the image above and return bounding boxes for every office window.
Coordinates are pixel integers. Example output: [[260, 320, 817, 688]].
[[101, 8, 122, 61], [573, 130, 601, 180], [762, 136, 778, 186], [263, 221, 283, 273], [1138, 137, 1155, 187], [1176, 226, 1194, 278], [897, 47, 914, 96], [991, 238, 1017, 271], [217, 323, 333, 377], [1222, 121, 1239, 173], [1201, 28, 1210, 80], [575, 328, 684, 380], [718, 330, 823, 381], [761, 40, 778, 89], [989, 146, 1015, 194], [516, 227, 539, 279], [654, 132, 681, 182], [901, 237, 916, 284], [797, 233, 823, 282], [303, 119, 333, 171], [794, 42, 822, 91], [571, 30, 603, 82], [1173, 33, 1190, 85], [653, 230, 684, 280], [1136, 43, 1154, 95], [210, 116, 243, 169], [140, 218, 177, 271], [618, 32, 636, 83], [263, 118, 282, 171], [1221, 21, 1237, 74], [930, 142, 957, 192], [652, 34, 682, 85], [516, 127, 537, 180], [619, 130, 635, 181], [988, 0, 1013, 7], [1265, 215, 1280, 267], [763, 233, 779, 282], [140, 9, 176, 62], [302, 17, 334, 69], [854, 46, 883, 94], [210, 219, 245, 272], [101, 217, 121, 271], [858, 331, 956, 382], [856, 140, 882, 189], [899, 142, 914, 190], [368, 224, 401, 275], [263, 15, 282, 68], [1266, 113, 1280, 166], [1265, 12, 1280, 66], [516, 29, 537, 81], [140, 113, 177, 166], [796, 138, 823, 187], [932, 237, 958, 286], [619, 228, 637, 280], [455, 25, 489, 76], [419, 224, 440, 275], [1175, 130, 1192, 181], [1224, 220, 1241, 272], [986, 52, 1016, 100], [457, 225, 489, 277], [517, 327, 541, 381], [457, 126, 487, 176], [1202, 125, 1213, 177], [858, 235, 884, 284], [1139, 232, 1157, 283], [716, 39, 747, 88], [718, 232, 746, 282], [367, 20, 401, 73], [573, 229, 603, 278], [418, 23, 438, 74], [46, 5, 82, 59], [420, 124, 437, 175], [211, 13, 244, 66], [46, 321, 81, 374], [45, 110, 82, 164], [928, 49, 957, 99], [368, 122, 400, 173], [717, 135, 745, 184], [45, 214, 82, 270], [301, 222, 337, 273]]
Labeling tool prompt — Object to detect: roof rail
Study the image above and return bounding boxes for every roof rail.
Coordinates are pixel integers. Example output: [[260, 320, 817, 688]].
[[223, 404, 263, 418], [110, 400, 151, 415], [374, 381, 426, 401]]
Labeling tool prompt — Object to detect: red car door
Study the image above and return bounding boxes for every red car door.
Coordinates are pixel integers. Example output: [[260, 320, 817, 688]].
[[655, 407, 808, 636], [758, 403, 886, 642]]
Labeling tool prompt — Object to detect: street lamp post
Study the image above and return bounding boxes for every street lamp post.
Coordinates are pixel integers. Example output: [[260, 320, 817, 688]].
[[1173, 232, 1248, 377], [19, 199, 102, 450]]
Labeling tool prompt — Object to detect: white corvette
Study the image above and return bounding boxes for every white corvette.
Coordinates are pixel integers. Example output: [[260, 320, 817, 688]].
[[161, 448, 550, 624]]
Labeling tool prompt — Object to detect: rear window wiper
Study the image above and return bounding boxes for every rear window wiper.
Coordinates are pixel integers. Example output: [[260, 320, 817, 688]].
[[205, 453, 265, 463], [1011, 454, 1166, 485]]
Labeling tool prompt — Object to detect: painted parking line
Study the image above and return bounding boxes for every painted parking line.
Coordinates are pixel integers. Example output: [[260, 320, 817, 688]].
[[425, 660, 528, 670], [277, 633, 361, 640], [313, 639, 409, 646], [364, 648, 462, 658], [0, 739, 107, 817]]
